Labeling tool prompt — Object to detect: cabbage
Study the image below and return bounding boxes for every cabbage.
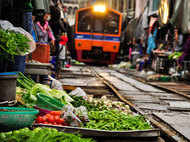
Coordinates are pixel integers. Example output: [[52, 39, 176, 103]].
[[30, 84, 52, 96], [50, 89, 73, 103], [30, 84, 73, 105]]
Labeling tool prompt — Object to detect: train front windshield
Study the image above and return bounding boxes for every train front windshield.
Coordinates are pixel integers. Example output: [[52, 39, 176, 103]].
[[77, 10, 120, 35]]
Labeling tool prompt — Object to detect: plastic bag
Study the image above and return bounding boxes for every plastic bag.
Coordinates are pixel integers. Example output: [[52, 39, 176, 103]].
[[62, 105, 82, 127], [8, 27, 36, 55], [74, 106, 89, 122], [59, 45, 66, 60], [69, 87, 88, 100], [0, 20, 14, 30], [48, 75, 63, 91]]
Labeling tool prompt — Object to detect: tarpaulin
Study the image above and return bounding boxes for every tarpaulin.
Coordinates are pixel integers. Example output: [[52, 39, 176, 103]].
[[126, 19, 138, 41], [135, 2, 149, 38], [170, 0, 190, 34], [34, 0, 45, 10]]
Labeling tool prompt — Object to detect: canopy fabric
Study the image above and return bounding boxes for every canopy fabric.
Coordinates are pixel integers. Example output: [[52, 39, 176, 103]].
[[170, 0, 190, 34], [134, 2, 149, 39]]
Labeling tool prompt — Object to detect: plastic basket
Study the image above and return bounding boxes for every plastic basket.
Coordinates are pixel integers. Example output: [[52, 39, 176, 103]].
[[0, 107, 39, 131], [36, 94, 64, 111], [32, 44, 50, 63]]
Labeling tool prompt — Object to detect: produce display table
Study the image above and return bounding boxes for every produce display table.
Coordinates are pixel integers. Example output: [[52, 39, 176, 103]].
[[34, 124, 160, 142], [5, 72, 161, 142], [24, 63, 51, 82]]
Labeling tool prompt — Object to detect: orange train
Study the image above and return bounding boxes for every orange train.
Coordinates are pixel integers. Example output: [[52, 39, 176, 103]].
[[74, 5, 123, 64]]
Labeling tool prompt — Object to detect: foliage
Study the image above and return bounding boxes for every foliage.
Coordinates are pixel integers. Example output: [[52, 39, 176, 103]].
[[168, 52, 182, 60], [85, 110, 152, 131], [71, 96, 108, 111], [0, 127, 95, 142], [0, 29, 30, 60], [17, 73, 71, 107]]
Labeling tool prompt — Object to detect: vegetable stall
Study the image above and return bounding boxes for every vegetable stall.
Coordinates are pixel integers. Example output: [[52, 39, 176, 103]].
[[0, 73, 160, 142]]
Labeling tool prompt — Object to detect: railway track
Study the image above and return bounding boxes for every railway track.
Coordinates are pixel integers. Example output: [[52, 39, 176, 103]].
[[60, 65, 190, 142]]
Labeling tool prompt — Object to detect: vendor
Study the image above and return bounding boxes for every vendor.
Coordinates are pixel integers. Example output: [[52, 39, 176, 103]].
[[31, 11, 55, 83], [35, 11, 55, 45], [178, 35, 190, 68], [32, 11, 55, 63], [145, 22, 158, 70], [147, 27, 158, 55], [174, 28, 183, 52]]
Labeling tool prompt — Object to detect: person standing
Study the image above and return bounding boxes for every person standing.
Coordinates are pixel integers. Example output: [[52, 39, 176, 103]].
[[32, 11, 55, 63], [49, 1, 68, 77], [35, 12, 55, 46]]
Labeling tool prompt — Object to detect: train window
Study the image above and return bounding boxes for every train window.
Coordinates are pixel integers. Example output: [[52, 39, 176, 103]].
[[77, 10, 120, 35], [93, 16, 104, 33], [104, 12, 119, 34], [78, 10, 92, 33]]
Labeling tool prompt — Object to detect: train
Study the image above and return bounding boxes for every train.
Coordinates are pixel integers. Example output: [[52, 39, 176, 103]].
[[74, 5, 123, 64]]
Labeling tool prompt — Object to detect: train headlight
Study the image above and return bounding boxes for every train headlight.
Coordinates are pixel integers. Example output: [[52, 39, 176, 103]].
[[93, 5, 106, 13]]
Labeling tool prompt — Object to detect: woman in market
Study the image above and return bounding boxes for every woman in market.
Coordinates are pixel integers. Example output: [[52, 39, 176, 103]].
[[135, 38, 145, 71], [32, 10, 55, 83], [32, 11, 55, 62], [35, 12, 55, 46], [145, 21, 159, 70]]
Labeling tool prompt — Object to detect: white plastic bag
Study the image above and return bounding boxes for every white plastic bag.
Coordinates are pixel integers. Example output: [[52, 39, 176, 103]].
[[62, 105, 82, 127], [0, 20, 14, 30], [69, 87, 88, 100], [8, 27, 36, 55], [48, 75, 63, 91], [59, 44, 66, 60], [74, 106, 89, 122]]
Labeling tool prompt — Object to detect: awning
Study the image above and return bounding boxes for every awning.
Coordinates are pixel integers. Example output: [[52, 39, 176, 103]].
[[170, 0, 190, 34], [126, 19, 138, 41]]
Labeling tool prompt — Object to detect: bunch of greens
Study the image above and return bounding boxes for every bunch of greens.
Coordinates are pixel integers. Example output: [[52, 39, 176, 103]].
[[0, 127, 95, 142], [16, 87, 36, 108], [85, 110, 152, 131], [0, 29, 30, 60], [168, 52, 182, 60], [17, 72, 36, 90], [71, 96, 108, 111], [17, 73, 72, 107]]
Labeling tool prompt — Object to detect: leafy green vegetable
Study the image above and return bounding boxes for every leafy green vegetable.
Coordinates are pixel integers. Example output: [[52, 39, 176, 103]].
[[0, 29, 30, 60], [168, 52, 182, 60], [17, 73, 72, 107], [17, 72, 36, 90], [85, 110, 152, 131], [50, 89, 73, 103], [30, 83, 52, 96], [71, 96, 108, 111], [0, 127, 95, 142]]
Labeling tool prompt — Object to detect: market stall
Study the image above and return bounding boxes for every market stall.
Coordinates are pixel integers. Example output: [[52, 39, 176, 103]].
[[0, 73, 160, 142]]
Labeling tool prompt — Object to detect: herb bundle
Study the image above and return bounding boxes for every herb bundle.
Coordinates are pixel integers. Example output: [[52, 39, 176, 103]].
[[0, 29, 30, 60]]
